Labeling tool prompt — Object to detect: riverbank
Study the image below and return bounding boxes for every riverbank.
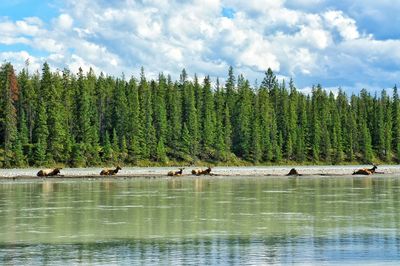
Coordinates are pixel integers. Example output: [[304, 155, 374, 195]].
[[0, 165, 399, 180]]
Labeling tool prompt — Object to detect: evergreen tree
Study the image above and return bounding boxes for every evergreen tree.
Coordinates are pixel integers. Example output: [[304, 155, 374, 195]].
[[166, 78, 181, 158], [112, 128, 120, 162], [0, 63, 399, 167], [201, 76, 216, 158], [0, 63, 19, 167], [102, 131, 112, 163], [249, 96, 261, 163], [233, 75, 252, 158], [361, 121, 374, 163], [295, 95, 308, 162], [393, 86, 400, 161], [71, 68, 93, 165], [155, 75, 168, 144], [181, 123, 191, 157], [46, 72, 67, 163], [33, 103, 48, 165], [382, 90, 393, 161], [156, 139, 167, 163], [126, 77, 142, 162]]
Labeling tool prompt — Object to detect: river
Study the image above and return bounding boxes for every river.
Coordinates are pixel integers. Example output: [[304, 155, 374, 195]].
[[0, 174, 399, 265]]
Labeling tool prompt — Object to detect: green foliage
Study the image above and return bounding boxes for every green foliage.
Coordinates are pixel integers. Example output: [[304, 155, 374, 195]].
[[0, 63, 18, 167], [156, 139, 167, 163], [0, 62, 397, 167]]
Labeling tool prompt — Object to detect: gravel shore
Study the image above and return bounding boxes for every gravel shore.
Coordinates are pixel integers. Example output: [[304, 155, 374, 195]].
[[0, 165, 399, 179]]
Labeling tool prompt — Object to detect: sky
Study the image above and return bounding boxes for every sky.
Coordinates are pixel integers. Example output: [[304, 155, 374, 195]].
[[0, 0, 399, 93]]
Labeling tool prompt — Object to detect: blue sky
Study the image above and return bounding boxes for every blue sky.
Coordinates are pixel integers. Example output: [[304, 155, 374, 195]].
[[0, 0, 399, 93]]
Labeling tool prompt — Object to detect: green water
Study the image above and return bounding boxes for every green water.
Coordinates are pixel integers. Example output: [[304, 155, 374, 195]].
[[0, 176, 400, 265]]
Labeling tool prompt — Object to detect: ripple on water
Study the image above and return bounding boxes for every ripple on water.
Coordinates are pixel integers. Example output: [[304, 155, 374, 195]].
[[20, 207, 74, 211], [262, 190, 291, 193]]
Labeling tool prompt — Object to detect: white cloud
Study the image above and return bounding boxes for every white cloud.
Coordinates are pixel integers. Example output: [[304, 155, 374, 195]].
[[68, 54, 101, 74], [0, 0, 398, 92], [0, 17, 44, 37], [324, 10, 360, 41], [55, 14, 73, 30], [33, 37, 65, 53], [238, 38, 280, 71], [0, 51, 41, 73], [298, 25, 332, 49]]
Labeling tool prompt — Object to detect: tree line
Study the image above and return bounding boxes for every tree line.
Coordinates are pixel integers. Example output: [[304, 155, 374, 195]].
[[0, 62, 398, 167]]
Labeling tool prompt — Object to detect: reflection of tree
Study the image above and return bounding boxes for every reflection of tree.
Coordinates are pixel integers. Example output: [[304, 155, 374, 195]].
[[0, 176, 399, 264]]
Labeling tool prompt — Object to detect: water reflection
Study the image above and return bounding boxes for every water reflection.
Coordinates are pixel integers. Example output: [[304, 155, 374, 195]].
[[0, 176, 399, 264], [42, 181, 54, 194], [1, 234, 400, 265]]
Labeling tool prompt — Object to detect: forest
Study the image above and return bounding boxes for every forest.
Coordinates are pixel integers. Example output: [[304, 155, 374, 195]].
[[0, 62, 398, 167]]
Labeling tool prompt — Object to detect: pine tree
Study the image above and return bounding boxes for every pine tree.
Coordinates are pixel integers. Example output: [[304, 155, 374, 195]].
[[75, 68, 92, 153], [33, 103, 48, 165], [102, 131, 112, 163], [154, 74, 168, 144], [393, 86, 400, 161], [0, 63, 19, 167], [201, 76, 216, 158], [181, 123, 191, 156], [361, 121, 374, 163], [126, 77, 142, 162], [12, 136, 25, 167], [213, 78, 226, 160], [166, 78, 181, 159], [382, 90, 392, 161], [225, 66, 236, 123], [112, 78, 128, 146], [16, 68, 31, 148], [46, 72, 67, 163], [112, 128, 120, 162], [249, 96, 261, 163], [233, 75, 252, 158], [181, 71, 199, 158], [223, 104, 232, 157], [0, 63, 399, 167], [156, 139, 167, 163], [295, 95, 308, 162], [31, 65, 49, 165]]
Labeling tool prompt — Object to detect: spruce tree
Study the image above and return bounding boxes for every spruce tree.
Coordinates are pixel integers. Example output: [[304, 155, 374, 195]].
[[393, 86, 400, 161], [102, 131, 112, 163], [0, 63, 19, 167], [126, 77, 142, 162], [33, 103, 48, 165], [249, 96, 261, 163], [233, 75, 252, 158], [361, 121, 374, 163], [46, 72, 66, 163], [201, 76, 216, 158]]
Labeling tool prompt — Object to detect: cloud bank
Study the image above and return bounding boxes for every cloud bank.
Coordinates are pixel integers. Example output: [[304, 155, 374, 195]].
[[0, 0, 399, 92]]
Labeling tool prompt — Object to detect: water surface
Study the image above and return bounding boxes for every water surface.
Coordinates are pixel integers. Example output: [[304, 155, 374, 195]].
[[0, 176, 399, 265]]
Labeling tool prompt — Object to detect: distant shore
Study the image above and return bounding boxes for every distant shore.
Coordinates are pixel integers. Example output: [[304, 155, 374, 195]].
[[0, 165, 399, 180]]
